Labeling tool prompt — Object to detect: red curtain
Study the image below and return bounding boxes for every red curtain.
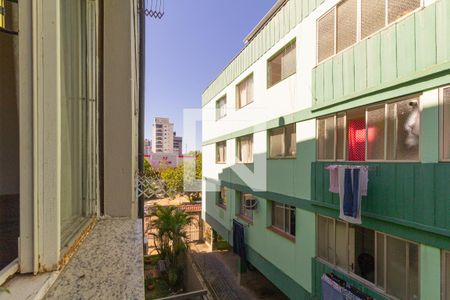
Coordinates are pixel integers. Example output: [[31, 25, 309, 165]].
[[348, 119, 366, 161]]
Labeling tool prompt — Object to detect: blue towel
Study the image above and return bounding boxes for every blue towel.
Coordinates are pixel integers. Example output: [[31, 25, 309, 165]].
[[343, 168, 360, 217]]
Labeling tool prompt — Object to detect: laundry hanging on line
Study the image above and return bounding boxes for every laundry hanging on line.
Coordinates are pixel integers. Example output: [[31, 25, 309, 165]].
[[326, 165, 369, 224]]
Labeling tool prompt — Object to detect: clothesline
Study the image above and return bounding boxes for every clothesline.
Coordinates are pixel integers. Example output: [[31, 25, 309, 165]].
[[324, 165, 377, 171]]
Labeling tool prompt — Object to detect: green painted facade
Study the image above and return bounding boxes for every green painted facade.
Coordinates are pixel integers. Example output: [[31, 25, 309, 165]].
[[312, 0, 450, 110], [203, 0, 450, 299], [202, 0, 325, 107]]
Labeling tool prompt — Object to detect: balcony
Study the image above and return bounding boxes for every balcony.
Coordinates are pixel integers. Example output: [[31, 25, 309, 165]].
[[311, 161, 450, 236], [312, 0, 450, 111]]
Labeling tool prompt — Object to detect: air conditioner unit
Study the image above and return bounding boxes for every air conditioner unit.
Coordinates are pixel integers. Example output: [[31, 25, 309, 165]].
[[244, 198, 258, 210]]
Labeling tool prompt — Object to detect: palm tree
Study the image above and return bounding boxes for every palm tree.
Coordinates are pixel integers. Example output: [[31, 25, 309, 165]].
[[149, 205, 194, 282]]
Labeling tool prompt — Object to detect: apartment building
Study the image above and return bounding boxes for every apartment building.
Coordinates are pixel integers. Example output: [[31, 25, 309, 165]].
[[174, 134, 183, 155], [152, 117, 175, 153], [0, 0, 144, 298], [202, 0, 450, 299]]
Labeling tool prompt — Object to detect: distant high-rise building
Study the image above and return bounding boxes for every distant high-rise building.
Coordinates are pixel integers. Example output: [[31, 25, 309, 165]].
[[144, 139, 152, 156], [173, 133, 183, 155], [152, 117, 174, 153]]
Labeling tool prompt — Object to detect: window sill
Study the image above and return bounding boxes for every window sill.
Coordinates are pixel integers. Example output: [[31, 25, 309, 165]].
[[267, 72, 296, 90], [267, 156, 296, 160], [236, 101, 254, 111], [236, 214, 253, 225], [267, 226, 295, 243], [216, 204, 227, 210], [216, 162, 227, 165]]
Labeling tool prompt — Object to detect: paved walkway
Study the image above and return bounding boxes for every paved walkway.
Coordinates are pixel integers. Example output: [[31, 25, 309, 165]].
[[190, 243, 288, 300]]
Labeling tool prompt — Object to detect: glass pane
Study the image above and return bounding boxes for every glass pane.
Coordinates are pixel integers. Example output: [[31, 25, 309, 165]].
[[386, 236, 407, 299], [376, 233, 385, 288], [238, 80, 247, 108], [289, 206, 296, 236], [388, 0, 420, 24], [443, 87, 450, 160], [268, 52, 282, 87], [317, 216, 330, 261], [386, 102, 397, 160], [282, 43, 296, 80], [270, 127, 285, 158], [318, 9, 335, 62], [336, 114, 346, 160], [387, 98, 420, 160], [367, 105, 385, 160], [335, 221, 348, 270], [408, 243, 419, 299], [361, 0, 386, 39], [354, 227, 375, 283], [239, 135, 253, 163], [246, 75, 254, 105], [285, 124, 296, 157], [216, 142, 226, 163], [318, 116, 335, 160], [347, 114, 366, 161], [272, 203, 284, 230], [336, 0, 357, 53], [60, 0, 93, 245]]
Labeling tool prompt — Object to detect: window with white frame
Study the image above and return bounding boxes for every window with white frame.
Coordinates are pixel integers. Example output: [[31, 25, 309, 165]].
[[269, 124, 296, 158], [216, 141, 227, 164], [217, 186, 227, 208], [237, 135, 253, 163], [317, 215, 420, 299], [441, 86, 450, 161], [238, 192, 255, 221], [236, 74, 254, 109], [443, 251, 450, 300], [267, 40, 296, 88], [317, 96, 420, 161], [216, 96, 227, 120], [317, 0, 421, 63], [271, 202, 296, 237]]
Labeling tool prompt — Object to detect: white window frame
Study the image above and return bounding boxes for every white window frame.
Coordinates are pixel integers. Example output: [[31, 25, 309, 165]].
[[236, 73, 254, 110], [216, 141, 227, 164], [268, 124, 297, 159], [216, 95, 227, 120], [440, 86, 450, 162], [237, 192, 254, 221], [271, 202, 296, 237], [316, 215, 420, 299], [267, 39, 297, 88], [236, 134, 253, 164], [316, 0, 423, 64], [316, 95, 421, 162]]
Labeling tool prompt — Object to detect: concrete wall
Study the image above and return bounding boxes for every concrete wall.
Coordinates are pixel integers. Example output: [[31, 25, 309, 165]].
[[103, 0, 139, 218]]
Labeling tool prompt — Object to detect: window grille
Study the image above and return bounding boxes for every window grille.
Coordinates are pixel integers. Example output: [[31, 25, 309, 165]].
[[361, 0, 386, 39], [317, 9, 335, 63], [388, 0, 420, 24], [336, 0, 357, 53]]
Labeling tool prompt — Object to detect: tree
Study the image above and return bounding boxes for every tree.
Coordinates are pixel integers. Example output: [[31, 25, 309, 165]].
[[149, 206, 194, 287]]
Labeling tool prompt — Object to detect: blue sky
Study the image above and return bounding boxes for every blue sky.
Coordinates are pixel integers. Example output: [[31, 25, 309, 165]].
[[145, 0, 277, 151]]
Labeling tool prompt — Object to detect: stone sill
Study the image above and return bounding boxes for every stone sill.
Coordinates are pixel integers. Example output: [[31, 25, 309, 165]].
[[0, 218, 144, 300]]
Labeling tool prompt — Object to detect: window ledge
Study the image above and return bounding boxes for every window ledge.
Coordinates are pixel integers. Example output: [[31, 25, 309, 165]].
[[44, 218, 144, 299], [216, 204, 227, 210], [236, 214, 253, 225], [267, 226, 295, 243]]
